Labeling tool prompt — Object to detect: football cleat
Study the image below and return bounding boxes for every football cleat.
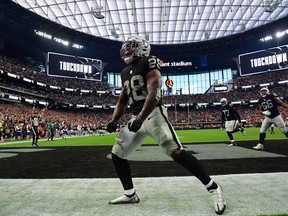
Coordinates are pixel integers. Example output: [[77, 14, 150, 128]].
[[209, 184, 226, 215], [241, 128, 246, 136], [32, 143, 38, 147], [253, 143, 264, 150], [109, 193, 140, 204], [228, 142, 237, 146]]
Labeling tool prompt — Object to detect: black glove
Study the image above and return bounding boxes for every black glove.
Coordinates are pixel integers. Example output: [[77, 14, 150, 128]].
[[128, 118, 142, 133], [106, 121, 118, 133]]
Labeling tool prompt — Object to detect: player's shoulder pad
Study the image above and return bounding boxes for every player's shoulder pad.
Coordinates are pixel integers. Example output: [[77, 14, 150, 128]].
[[145, 55, 161, 70], [272, 93, 278, 97]]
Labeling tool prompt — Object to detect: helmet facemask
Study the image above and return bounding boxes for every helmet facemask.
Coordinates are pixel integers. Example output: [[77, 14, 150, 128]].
[[120, 35, 151, 64], [220, 98, 228, 106], [260, 88, 269, 97]]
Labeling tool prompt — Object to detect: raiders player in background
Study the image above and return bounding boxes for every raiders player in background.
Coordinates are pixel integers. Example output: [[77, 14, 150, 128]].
[[31, 106, 46, 147], [220, 98, 246, 146], [253, 87, 288, 150], [106, 35, 226, 215]]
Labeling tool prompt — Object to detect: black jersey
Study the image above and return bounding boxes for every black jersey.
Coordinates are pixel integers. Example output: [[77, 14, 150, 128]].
[[221, 104, 241, 123], [258, 93, 280, 118], [121, 55, 162, 115]]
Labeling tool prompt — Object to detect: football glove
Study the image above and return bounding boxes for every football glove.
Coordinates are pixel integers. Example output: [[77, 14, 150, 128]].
[[262, 110, 271, 116], [106, 121, 118, 133], [128, 118, 142, 133]]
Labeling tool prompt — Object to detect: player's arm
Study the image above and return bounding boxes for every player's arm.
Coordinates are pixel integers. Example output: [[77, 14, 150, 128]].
[[137, 69, 162, 123], [111, 88, 128, 122], [274, 97, 288, 109], [259, 104, 263, 111], [233, 108, 241, 121]]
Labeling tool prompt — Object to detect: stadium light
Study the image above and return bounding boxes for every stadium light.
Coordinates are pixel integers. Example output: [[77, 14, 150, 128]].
[[37, 82, 46, 87], [278, 80, 288, 84], [23, 78, 34, 83], [259, 83, 270, 87]]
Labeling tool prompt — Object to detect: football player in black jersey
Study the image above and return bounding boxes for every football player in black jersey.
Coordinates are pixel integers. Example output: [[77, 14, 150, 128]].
[[220, 98, 246, 146], [106, 35, 226, 214], [253, 87, 288, 150]]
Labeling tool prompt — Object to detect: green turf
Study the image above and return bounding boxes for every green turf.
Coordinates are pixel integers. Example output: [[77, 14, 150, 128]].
[[0, 127, 286, 148]]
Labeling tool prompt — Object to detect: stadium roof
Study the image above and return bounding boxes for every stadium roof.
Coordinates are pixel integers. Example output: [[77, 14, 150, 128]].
[[11, 0, 288, 45]]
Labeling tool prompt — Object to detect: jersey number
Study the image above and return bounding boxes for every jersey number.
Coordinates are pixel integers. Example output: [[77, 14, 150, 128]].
[[124, 75, 147, 104], [148, 57, 161, 69], [261, 99, 274, 110]]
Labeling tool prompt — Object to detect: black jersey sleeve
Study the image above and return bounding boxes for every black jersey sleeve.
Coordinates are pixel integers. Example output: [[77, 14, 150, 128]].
[[138, 55, 161, 76]]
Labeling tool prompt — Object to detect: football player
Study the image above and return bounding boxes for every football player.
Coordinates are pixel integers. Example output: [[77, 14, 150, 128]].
[[106, 35, 226, 214], [253, 87, 288, 150], [220, 98, 246, 146]]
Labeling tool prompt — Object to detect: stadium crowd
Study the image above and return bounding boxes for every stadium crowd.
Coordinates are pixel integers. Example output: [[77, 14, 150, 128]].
[[0, 53, 288, 141]]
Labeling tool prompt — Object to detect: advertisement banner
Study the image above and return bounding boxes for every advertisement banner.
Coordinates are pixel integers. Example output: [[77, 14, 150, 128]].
[[47, 52, 102, 81], [239, 45, 288, 76]]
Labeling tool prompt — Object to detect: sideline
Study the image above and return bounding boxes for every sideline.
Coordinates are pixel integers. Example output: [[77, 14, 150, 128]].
[[0, 134, 112, 146], [0, 172, 287, 216]]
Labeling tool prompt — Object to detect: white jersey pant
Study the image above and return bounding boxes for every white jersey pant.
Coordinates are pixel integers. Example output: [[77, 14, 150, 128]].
[[225, 120, 240, 132], [260, 114, 287, 134], [112, 105, 183, 159]]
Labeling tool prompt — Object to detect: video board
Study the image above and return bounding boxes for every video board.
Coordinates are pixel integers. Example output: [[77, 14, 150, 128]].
[[238, 45, 288, 76], [47, 52, 102, 81]]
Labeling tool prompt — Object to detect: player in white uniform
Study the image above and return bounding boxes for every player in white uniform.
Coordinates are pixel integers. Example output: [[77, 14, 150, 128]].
[[106, 35, 226, 214]]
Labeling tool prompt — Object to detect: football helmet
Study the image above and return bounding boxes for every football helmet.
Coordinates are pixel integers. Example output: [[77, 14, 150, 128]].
[[259, 87, 269, 97], [220, 98, 228, 106], [120, 35, 151, 64]]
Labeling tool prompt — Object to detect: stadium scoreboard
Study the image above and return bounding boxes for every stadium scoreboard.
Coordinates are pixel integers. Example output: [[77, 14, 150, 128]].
[[239, 44, 288, 76], [47, 52, 102, 81]]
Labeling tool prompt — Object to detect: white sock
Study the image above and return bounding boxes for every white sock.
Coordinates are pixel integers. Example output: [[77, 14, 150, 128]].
[[124, 189, 135, 196], [205, 179, 214, 189]]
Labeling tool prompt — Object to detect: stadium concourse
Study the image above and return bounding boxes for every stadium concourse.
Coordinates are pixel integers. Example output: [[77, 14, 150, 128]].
[[0, 139, 287, 215]]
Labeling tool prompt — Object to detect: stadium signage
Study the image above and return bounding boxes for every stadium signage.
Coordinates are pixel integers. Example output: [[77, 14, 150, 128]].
[[239, 44, 288, 76], [59, 61, 92, 74], [160, 61, 193, 67], [47, 52, 102, 81], [250, 53, 287, 68]]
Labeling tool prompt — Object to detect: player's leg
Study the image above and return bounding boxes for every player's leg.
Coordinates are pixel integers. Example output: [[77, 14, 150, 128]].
[[146, 106, 226, 215], [253, 117, 271, 150], [273, 115, 288, 137], [226, 121, 236, 146], [109, 117, 146, 204], [237, 120, 246, 135]]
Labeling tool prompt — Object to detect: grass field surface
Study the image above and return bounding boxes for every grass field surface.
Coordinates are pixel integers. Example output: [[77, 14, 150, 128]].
[[0, 127, 285, 147]]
